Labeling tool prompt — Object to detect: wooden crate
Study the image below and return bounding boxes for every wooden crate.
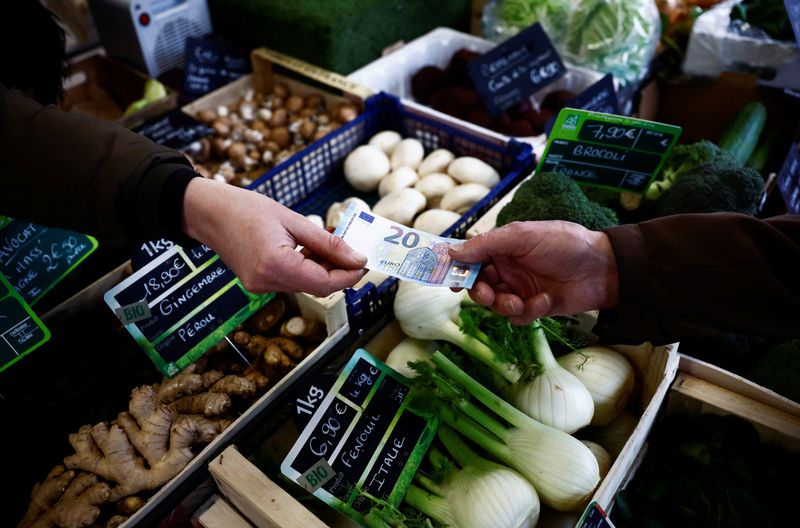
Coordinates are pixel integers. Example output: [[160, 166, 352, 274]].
[[182, 48, 370, 119], [61, 51, 178, 129], [208, 315, 679, 527], [192, 493, 253, 528], [599, 352, 800, 525]]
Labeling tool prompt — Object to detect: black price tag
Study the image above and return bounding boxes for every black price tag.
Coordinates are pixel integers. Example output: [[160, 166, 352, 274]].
[[104, 246, 273, 377], [468, 23, 566, 117], [0, 273, 50, 372], [282, 349, 438, 525], [184, 35, 251, 97], [578, 502, 616, 528], [0, 217, 98, 304], [130, 239, 215, 272], [538, 109, 682, 193], [786, 0, 800, 49], [134, 108, 213, 150], [778, 141, 800, 213], [545, 74, 620, 136], [293, 373, 338, 430]]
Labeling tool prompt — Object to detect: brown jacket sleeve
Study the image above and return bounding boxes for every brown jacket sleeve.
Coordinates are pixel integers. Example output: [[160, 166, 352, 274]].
[[595, 212, 800, 343], [0, 86, 196, 241]]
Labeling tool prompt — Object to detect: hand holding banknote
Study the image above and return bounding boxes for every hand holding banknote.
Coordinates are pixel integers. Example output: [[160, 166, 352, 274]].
[[335, 204, 481, 288], [448, 220, 619, 325]]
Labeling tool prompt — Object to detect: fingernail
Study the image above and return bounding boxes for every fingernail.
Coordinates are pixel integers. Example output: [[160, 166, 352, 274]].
[[351, 250, 367, 263], [505, 299, 521, 316]]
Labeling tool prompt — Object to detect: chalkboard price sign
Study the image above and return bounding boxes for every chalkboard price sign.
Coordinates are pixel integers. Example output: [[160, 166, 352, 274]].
[[468, 23, 566, 117], [537, 109, 682, 193], [579, 502, 617, 528], [104, 246, 273, 376], [184, 35, 251, 97], [0, 272, 50, 373], [282, 349, 438, 524], [134, 109, 213, 150], [778, 140, 800, 213], [0, 217, 98, 304], [544, 73, 620, 136]]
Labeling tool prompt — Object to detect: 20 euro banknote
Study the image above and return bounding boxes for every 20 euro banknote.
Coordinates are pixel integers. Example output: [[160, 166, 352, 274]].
[[334, 204, 480, 288]]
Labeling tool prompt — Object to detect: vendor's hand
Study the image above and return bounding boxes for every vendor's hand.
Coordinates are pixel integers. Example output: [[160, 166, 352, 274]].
[[449, 221, 619, 325], [182, 178, 366, 296]]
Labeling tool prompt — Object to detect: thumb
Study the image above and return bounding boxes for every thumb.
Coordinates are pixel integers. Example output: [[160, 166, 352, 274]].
[[291, 217, 367, 269], [448, 233, 495, 263]]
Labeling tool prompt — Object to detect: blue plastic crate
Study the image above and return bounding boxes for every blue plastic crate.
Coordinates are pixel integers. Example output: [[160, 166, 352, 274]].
[[248, 92, 534, 331]]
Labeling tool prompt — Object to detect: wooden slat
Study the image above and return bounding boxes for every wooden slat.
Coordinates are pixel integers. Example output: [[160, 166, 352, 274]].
[[192, 494, 253, 528], [209, 446, 327, 528], [671, 372, 800, 447]]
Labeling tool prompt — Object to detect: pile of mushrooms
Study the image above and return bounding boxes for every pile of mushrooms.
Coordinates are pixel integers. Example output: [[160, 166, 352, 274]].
[[324, 130, 500, 235], [184, 83, 360, 188]]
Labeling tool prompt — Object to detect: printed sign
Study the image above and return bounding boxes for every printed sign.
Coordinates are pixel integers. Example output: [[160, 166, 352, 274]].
[[785, 0, 800, 49], [134, 108, 213, 150], [282, 349, 438, 524], [544, 74, 620, 136], [468, 23, 566, 117], [293, 373, 339, 430], [184, 35, 251, 97], [579, 502, 617, 528], [537, 108, 682, 193], [0, 217, 98, 304], [0, 273, 50, 373], [104, 246, 273, 377], [130, 239, 217, 273], [778, 140, 800, 213]]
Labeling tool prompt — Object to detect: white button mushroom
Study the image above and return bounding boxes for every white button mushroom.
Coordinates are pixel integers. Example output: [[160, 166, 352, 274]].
[[390, 138, 425, 170], [414, 173, 457, 209], [344, 145, 391, 192], [368, 130, 403, 155], [417, 148, 455, 177], [412, 209, 462, 235], [372, 188, 427, 226], [440, 183, 491, 214], [448, 156, 500, 187], [378, 167, 420, 197], [326, 197, 371, 228]]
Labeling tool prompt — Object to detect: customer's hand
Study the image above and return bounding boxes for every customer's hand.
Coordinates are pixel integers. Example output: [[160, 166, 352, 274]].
[[449, 221, 619, 324], [182, 178, 366, 296]]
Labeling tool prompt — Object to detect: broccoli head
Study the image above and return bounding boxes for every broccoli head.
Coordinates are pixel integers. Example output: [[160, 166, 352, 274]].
[[655, 163, 765, 217], [497, 171, 619, 230], [646, 140, 739, 200]]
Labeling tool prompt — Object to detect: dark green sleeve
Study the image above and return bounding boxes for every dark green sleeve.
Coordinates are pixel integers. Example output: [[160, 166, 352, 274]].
[[595, 212, 800, 343], [0, 86, 196, 241]]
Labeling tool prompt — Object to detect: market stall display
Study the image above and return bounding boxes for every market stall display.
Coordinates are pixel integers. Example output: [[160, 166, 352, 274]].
[[5, 0, 800, 525], [13, 289, 349, 528]]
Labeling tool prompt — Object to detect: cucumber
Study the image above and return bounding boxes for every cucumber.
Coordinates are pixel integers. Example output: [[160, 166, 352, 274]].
[[718, 101, 767, 165]]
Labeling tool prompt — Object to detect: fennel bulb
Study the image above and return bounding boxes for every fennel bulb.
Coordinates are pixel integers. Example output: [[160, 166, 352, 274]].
[[395, 282, 594, 432], [582, 409, 639, 459], [557, 346, 635, 426], [404, 428, 540, 528], [506, 321, 594, 433], [427, 352, 600, 511], [393, 282, 518, 381], [384, 336, 437, 378]]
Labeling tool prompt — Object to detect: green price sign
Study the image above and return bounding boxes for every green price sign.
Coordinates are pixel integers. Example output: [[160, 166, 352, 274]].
[[0, 216, 98, 304], [0, 272, 50, 373], [538, 108, 682, 193]]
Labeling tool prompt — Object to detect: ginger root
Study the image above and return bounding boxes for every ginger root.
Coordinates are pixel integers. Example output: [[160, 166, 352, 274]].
[[245, 295, 286, 334], [280, 316, 326, 342], [64, 386, 203, 501], [19, 471, 110, 528], [169, 392, 232, 417]]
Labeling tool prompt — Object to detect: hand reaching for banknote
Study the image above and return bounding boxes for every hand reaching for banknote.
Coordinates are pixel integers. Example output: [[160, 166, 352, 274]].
[[449, 221, 620, 325], [182, 178, 367, 296]]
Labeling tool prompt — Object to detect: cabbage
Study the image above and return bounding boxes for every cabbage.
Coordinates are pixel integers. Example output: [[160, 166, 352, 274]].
[[487, 0, 660, 86], [562, 0, 659, 86]]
